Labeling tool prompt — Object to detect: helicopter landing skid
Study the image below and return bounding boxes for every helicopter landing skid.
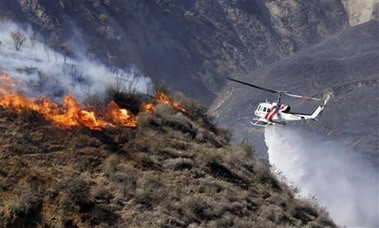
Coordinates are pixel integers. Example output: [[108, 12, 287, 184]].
[[250, 119, 286, 127], [250, 120, 271, 127]]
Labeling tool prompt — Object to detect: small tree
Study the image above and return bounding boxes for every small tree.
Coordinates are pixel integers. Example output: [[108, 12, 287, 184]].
[[11, 30, 27, 51], [60, 43, 73, 63]]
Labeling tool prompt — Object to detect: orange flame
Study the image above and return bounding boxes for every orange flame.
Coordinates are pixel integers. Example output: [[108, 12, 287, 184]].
[[143, 92, 186, 113], [0, 74, 185, 130], [109, 101, 137, 127], [0, 74, 138, 130], [143, 103, 155, 113]]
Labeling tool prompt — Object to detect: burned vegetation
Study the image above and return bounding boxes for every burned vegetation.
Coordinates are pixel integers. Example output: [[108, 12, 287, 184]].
[[0, 88, 336, 227]]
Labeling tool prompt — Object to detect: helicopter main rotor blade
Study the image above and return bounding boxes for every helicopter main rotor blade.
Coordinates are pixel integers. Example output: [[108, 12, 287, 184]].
[[227, 77, 323, 101], [226, 77, 279, 94], [283, 92, 322, 101]]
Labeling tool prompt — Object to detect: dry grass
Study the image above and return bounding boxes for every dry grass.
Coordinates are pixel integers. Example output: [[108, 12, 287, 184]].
[[0, 91, 337, 227], [102, 154, 120, 180]]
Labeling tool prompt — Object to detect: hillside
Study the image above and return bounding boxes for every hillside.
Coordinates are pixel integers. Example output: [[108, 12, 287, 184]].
[[0, 92, 335, 227], [211, 18, 379, 162], [1, 1, 377, 227], [0, 0, 349, 103]]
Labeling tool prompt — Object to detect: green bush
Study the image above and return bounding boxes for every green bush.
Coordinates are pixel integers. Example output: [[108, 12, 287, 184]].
[[11, 201, 32, 216]]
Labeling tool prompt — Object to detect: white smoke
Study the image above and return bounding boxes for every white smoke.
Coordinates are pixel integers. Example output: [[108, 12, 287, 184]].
[[0, 21, 152, 102], [265, 126, 378, 227]]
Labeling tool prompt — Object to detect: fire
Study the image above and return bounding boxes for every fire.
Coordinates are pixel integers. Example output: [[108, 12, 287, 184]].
[[143, 103, 155, 113], [0, 74, 137, 130], [143, 92, 186, 113], [109, 101, 137, 127], [0, 74, 185, 130], [45, 95, 113, 130]]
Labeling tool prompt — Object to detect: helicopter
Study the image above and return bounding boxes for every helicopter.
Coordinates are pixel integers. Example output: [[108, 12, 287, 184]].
[[227, 77, 330, 127]]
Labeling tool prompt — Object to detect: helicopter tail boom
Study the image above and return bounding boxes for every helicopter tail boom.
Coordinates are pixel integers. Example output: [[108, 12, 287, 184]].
[[310, 95, 330, 119], [285, 95, 330, 121], [294, 95, 330, 120]]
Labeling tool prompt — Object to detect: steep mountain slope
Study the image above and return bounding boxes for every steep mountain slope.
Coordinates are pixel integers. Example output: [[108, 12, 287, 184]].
[[211, 18, 379, 163], [0, 0, 348, 103], [0, 93, 335, 227]]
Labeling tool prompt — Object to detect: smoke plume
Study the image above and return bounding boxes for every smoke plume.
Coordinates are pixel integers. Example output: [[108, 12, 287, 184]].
[[265, 126, 378, 227], [0, 21, 152, 103]]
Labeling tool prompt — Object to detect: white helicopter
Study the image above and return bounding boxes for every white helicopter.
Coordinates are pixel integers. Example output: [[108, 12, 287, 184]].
[[227, 77, 330, 127]]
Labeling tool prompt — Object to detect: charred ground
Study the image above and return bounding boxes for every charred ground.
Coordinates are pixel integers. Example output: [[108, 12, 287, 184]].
[[0, 92, 335, 227]]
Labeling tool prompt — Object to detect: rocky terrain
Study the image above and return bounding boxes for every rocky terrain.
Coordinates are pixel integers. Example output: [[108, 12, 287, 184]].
[[0, 0, 350, 103], [341, 0, 379, 26]]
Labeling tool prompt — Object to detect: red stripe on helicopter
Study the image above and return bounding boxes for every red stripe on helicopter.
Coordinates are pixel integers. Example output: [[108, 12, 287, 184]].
[[264, 110, 271, 119], [265, 106, 275, 119], [269, 108, 279, 121], [268, 104, 287, 121]]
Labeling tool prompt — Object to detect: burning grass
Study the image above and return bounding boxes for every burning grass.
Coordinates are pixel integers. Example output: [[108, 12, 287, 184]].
[[0, 74, 186, 131]]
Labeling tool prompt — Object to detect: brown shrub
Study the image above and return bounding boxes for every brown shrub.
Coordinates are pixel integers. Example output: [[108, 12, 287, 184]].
[[238, 140, 255, 158], [173, 92, 214, 130], [259, 205, 284, 223], [64, 177, 90, 207], [112, 167, 138, 198], [91, 185, 113, 203], [196, 148, 224, 166], [207, 214, 234, 227], [154, 103, 176, 118], [233, 217, 255, 228], [130, 128, 169, 154], [198, 179, 224, 196], [215, 127, 232, 143], [153, 81, 170, 94], [135, 176, 165, 209], [102, 154, 120, 180], [163, 158, 194, 170], [305, 217, 337, 228], [254, 215, 276, 228], [181, 195, 212, 222], [11, 200, 33, 218], [136, 112, 154, 127]]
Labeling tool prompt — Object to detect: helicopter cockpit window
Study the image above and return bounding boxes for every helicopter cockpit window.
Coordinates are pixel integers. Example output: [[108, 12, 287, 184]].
[[263, 107, 267, 112], [267, 108, 271, 112]]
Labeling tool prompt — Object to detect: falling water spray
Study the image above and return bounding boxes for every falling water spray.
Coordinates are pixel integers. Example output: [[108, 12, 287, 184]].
[[265, 126, 378, 227]]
